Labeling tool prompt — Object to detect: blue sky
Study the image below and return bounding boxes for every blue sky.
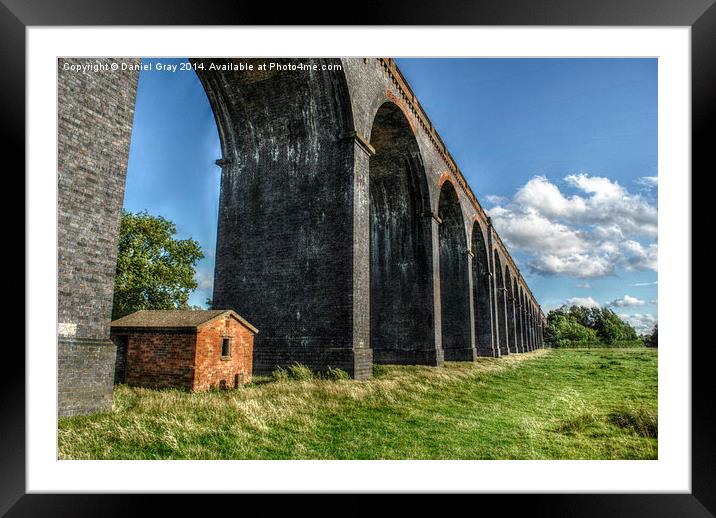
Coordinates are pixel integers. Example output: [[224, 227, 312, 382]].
[[124, 58, 657, 333]]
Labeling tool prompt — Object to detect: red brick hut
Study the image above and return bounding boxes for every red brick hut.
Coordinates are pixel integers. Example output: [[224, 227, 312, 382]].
[[110, 310, 258, 391]]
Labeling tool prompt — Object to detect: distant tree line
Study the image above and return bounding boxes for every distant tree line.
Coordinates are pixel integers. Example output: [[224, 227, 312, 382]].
[[641, 324, 658, 348], [545, 305, 646, 348]]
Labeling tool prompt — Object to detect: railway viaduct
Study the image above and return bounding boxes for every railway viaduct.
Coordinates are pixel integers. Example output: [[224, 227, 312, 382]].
[[58, 57, 546, 416]]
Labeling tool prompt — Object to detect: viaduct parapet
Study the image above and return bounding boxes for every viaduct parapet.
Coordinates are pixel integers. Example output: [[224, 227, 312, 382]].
[[57, 57, 546, 416]]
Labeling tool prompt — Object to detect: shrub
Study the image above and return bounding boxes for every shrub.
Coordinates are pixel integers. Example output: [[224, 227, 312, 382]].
[[546, 305, 641, 348], [287, 362, 314, 381], [551, 340, 603, 349], [644, 324, 658, 348], [325, 366, 350, 381], [271, 366, 289, 382], [545, 313, 598, 347], [552, 339, 644, 349]]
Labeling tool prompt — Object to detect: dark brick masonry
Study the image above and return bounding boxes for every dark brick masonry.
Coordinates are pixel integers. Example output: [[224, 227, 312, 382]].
[[57, 57, 546, 416], [57, 58, 139, 416], [193, 58, 372, 379]]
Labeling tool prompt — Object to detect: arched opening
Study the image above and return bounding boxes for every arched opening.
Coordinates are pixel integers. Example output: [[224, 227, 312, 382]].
[[525, 302, 531, 351], [439, 182, 473, 361], [493, 251, 509, 355], [536, 307, 541, 348], [368, 102, 435, 365], [537, 318, 541, 349], [471, 221, 494, 356], [505, 270, 518, 353], [539, 319, 544, 349], [121, 58, 222, 311], [518, 285, 525, 352], [529, 304, 535, 350]]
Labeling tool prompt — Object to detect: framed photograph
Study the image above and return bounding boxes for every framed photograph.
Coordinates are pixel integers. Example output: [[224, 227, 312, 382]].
[[8, 0, 710, 514]]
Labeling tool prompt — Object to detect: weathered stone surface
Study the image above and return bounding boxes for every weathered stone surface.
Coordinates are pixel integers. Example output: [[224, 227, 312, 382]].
[[57, 57, 546, 415], [58, 338, 117, 416], [57, 58, 139, 416], [368, 102, 437, 366]]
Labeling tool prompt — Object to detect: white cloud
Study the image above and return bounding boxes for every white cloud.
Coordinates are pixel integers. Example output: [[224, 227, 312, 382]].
[[576, 283, 592, 289], [531, 253, 614, 278], [637, 176, 658, 188], [632, 280, 658, 286], [608, 295, 646, 307], [485, 194, 507, 205], [566, 296, 601, 309], [488, 209, 588, 257], [621, 240, 658, 272], [487, 173, 658, 278], [513, 176, 588, 219], [194, 268, 214, 291], [620, 313, 658, 334], [566, 173, 624, 202]]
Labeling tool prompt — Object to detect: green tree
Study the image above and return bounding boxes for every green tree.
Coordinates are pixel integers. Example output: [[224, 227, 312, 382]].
[[566, 305, 591, 328], [112, 210, 204, 320], [545, 308, 599, 348], [545, 304, 639, 347], [591, 308, 638, 344], [645, 324, 658, 348]]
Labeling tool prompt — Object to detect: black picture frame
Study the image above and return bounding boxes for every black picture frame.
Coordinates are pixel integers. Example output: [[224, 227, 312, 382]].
[[6, 0, 709, 515]]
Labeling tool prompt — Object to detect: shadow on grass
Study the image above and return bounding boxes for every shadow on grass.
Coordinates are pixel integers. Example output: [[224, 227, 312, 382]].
[[607, 407, 658, 438]]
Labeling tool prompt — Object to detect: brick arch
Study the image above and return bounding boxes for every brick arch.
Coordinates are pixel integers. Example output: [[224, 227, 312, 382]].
[[511, 275, 521, 353], [505, 268, 518, 354], [493, 250, 509, 356], [364, 90, 416, 143], [438, 180, 474, 360], [385, 89, 417, 134], [471, 218, 494, 356], [367, 100, 436, 365], [437, 171, 461, 198], [517, 284, 526, 352], [528, 302, 535, 350], [192, 58, 363, 377], [523, 294, 531, 351], [197, 58, 356, 163]]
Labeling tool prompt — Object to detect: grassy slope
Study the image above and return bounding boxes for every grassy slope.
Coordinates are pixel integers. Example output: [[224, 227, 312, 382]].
[[58, 348, 657, 460]]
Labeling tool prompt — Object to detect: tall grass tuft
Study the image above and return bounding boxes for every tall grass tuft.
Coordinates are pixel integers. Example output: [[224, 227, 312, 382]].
[[608, 406, 658, 438], [271, 366, 289, 382], [287, 362, 314, 381], [325, 366, 350, 381]]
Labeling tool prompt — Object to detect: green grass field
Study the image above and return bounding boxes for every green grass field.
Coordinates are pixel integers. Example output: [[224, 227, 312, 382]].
[[58, 348, 657, 460]]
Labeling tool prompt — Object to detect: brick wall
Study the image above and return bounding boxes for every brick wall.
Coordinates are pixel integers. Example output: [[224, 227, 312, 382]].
[[58, 58, 139, 341], [195, 59, 360, 377], [57, 58, 139, 416], [194, 315, 254, 391], [58, 338, 117, 416], [123, 330, 196, 390], [115, 316, 254, 391]]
